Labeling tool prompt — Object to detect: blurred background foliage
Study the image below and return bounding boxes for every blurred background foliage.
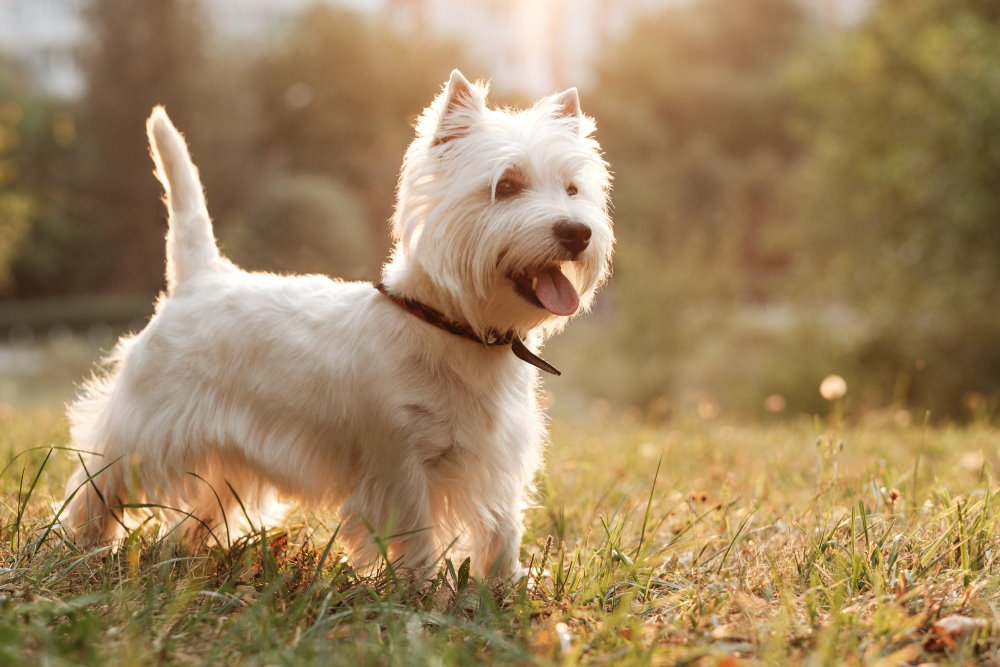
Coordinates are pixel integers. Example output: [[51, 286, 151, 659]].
[[0, 0, 997, 421]]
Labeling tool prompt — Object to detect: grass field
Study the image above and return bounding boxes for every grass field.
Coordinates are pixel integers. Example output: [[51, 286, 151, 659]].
[[1, 399, 999, 665]]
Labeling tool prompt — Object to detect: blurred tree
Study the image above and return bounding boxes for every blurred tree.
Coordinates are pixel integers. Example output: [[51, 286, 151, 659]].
[[571, 0, 999, 419], [72, 0, 210, 294], [0, 189, 32, 292], [6, 81, 97, 299], [252, 6, 464, 255], [220, 174, 374, 280], [796, 0, 1000, 414], [0, 68, 34, 293], [0, 61, 83, 299], [583, 0, 811, 408], [7, 2, 466, 298]]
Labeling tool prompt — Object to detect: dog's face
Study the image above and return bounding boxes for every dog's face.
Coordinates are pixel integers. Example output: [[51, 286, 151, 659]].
[[390, 71, 614, 338]]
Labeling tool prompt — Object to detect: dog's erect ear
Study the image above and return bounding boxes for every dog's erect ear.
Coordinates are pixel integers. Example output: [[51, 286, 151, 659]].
[[552, 87, 582, 121], [432, 70, 485, 146]]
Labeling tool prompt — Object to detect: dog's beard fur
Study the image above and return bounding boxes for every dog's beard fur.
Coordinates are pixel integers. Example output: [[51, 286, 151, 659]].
[[62, 70, 614, 579]]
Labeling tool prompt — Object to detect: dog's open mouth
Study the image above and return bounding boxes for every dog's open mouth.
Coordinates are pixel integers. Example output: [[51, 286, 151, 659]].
[[511, 265, 580, 316]]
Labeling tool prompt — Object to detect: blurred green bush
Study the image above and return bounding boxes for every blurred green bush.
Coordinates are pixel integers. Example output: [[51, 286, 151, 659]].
[[0, 70, 36, 292], [220, 174, 375, 280]]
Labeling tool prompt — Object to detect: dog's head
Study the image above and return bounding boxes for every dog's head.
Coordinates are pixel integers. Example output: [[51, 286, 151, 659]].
[[386, 70, 614, 339]]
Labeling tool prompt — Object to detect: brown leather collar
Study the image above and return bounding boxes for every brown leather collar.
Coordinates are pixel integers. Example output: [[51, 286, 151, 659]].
[[375, 283, 560, 376]]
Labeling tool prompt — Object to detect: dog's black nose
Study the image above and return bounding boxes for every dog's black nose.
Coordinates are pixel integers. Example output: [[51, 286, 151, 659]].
[[553, 220, 592, 257]]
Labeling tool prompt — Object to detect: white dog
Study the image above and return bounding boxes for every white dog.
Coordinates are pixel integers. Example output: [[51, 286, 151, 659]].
[[63, 70, 613, 579]]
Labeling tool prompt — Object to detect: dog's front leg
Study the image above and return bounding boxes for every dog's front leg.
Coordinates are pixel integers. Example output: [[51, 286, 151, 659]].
[[477, 509, 528, 582]]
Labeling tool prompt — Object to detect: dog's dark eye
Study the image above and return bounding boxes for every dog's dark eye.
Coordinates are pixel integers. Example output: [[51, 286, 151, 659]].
[[566, 184, 578, 197], [495, 178, 523, 199]]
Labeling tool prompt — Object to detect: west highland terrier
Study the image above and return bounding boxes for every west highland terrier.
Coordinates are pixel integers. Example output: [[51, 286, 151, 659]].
[[62, 70, 614, 579]]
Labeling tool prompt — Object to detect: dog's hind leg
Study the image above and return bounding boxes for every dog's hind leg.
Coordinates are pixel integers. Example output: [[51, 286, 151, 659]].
[[63, 456, 130, 548], [62, 378, 135, 547], [171, 463, 287, 549], [164, 469, 236, 549]]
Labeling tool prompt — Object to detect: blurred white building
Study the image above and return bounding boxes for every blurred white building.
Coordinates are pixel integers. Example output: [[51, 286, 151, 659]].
[[0, 0, 869, 99], [0, 0, 87, 97]]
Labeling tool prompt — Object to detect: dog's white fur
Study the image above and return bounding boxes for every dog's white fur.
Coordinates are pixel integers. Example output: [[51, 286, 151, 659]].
[[63, 71, 613, 578]]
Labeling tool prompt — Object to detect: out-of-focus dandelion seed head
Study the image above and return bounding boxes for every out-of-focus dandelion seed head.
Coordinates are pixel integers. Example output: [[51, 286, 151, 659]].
[[819, 374, 847, 401]]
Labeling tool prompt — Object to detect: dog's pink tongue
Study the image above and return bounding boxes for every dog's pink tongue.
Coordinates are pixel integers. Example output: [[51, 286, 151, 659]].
[[534, 267, 579, 316]]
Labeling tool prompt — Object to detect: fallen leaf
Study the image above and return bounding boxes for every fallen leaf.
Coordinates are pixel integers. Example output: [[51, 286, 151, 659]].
[[716, 657, 745, 667], [925, 614, 990, 651]]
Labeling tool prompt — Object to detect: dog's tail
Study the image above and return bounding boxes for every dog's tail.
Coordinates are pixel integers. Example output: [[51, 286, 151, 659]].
[[146, 106, 220, 294]]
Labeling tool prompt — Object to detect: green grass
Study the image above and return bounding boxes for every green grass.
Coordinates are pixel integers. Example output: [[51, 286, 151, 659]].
[[1, 403, 999, 665]]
